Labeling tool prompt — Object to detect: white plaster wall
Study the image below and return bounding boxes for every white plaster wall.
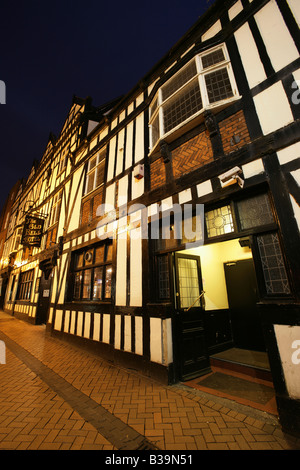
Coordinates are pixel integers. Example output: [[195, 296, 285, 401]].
[[102, 314, 110, 343], [287, 0, 300, 27], [130, 227, 142, 307], [125, 122, 134, 170], [274, 324, 300, 399], [107, 136, 116, 181], [68, 168, 84, 232], [255, 0, 299, 72], [115, 234, 127, 306], [135, 316, 143, 355], [242, 159, 264, 179], [202, 20, 221, 41], [229, 0, 243, 20], [115, 315, 121, 349], [118, 175, 128, 207], [290, 194, 300, 233], [124, 315, 131, 352], [234, 22, 267, 89], [54, 310, 63, 331], [116, 128, 125, 176], [135, 114, 144, 164], [277, 141, 300, 165], [93, 313, 101, 341], [253, 82, 294, 135], [150, 318, 162, 364]]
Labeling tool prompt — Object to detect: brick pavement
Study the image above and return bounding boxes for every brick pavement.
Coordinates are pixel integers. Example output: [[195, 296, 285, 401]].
[[0, 311, 299, 451]]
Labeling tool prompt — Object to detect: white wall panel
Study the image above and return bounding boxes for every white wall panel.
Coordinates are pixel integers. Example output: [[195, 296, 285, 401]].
[[288, 0, 300, 27], [150, 318, 162, 364], [107, 136, 116, 181], [114, 315, 121, 349], [135, 317, 143, 356], [134, 114, 144, 163], [253, 82, 294, 135], [290, 194, 300, 233], [255, 0, 299, 72], [124, 316, 131, 352], [125, 122, 134, 170], [102, 314, 110, 343], [115, 234, 127, 306], [277, 142, 300, 165], [234, 22, 266, 88], [130, 227, 142, 306], [229, 0, 243, 20], [116, 128, 125, 176]]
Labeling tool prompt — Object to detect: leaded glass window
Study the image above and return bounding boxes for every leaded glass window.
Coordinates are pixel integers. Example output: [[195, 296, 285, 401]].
[[71, 241, 112, 301], [84, 149, 106, 196], [157, 255, 170, 300], [257, 233, 291, 295], [177, 257, 201, 309], [205, 205, 234, 238], [237, 194, 274, 230]]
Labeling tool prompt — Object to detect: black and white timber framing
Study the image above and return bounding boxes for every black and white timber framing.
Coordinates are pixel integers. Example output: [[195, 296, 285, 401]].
[[0, 0, 300, 436]]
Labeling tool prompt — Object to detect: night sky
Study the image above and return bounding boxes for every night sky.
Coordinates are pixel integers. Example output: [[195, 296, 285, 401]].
[[0, 0, 214, 211]]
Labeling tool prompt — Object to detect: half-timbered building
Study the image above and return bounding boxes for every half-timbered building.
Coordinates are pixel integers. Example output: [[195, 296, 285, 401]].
[[1, 0, 300, 435]]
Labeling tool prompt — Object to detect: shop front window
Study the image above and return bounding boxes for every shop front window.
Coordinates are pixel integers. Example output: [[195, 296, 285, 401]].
[[70, 241, 112, 301]]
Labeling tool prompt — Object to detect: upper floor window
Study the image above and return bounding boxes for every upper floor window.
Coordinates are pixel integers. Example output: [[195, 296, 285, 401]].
[[70, 240, 113, 301], [49, 191, 62, 228], [17, 269, 34, 301], [58, 148, 68, 173], [84, 149, 106, 196], [149, 44, 239, 151]]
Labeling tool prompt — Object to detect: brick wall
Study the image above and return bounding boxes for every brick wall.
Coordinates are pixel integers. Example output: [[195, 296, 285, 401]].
[[172, 131, 213, 179], [150, 157, 166, 191], [219, 110, 251, 154]]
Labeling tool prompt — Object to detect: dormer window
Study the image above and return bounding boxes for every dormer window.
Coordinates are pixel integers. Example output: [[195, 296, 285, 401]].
[[149, 44, 239, 152]]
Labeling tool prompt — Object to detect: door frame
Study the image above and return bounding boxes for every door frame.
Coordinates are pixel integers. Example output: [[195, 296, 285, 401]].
[[36, 272, 53, 324], [172, 252, 211, 381]]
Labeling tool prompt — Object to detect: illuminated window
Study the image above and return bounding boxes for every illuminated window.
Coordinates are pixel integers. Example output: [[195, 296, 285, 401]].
[[149, 44, 238, 150], [17, 269, 34, 301], [84, 149, 106, 195], [49, 191, 62, 227], [71, 241, 112, 301], [205, 205, 234, 238]]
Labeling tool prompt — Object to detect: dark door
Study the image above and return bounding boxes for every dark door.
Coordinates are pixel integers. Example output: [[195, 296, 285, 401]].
[[224, 258, 265, 352], [174, 253, 211, 381], [0, 277, 8, 309], [36, 273, 52, 324]]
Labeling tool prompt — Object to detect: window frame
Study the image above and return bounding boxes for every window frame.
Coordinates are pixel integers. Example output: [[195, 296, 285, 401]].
[[149, 43, 239, 152], [17, 269, 34, 301], [69, 240, 113, 302], [84, 149, 106, 197], [48, 190, 62, 229]]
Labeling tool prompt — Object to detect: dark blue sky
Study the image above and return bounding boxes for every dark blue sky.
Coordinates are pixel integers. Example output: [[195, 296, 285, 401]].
[[0, 0, 214, 210]]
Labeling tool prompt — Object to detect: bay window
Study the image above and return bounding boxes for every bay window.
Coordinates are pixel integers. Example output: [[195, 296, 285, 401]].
[[149, 44, 239, 151]]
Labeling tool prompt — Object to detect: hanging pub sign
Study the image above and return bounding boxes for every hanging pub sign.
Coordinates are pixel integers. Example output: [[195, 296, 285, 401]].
[[21, 215, 45, 248]]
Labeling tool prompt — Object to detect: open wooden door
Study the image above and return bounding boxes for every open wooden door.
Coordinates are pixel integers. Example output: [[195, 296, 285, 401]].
[[173, 253, 211, 381]]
